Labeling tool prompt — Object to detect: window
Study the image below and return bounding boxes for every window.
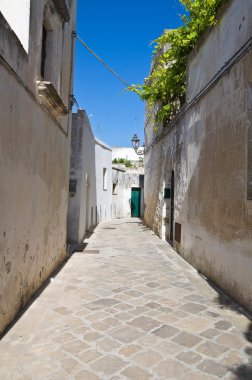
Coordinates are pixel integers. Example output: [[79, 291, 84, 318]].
[[39, 1, 68, 89], [112, 183, 117, 195], [103, 168, 107, 191], [37, 5, 68, 120], [69, 179, 77, 196], [164, 188, 171, 199], [41, 25, 47, 78], [40, 15, 55, 84]]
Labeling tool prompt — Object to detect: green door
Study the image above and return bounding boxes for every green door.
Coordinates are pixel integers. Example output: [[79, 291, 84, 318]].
[[131, 187, 141, 217]]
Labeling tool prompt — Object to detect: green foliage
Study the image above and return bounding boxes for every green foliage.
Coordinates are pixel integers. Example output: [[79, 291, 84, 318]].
[[112, 158, 133, 167], [129, 0, 226, 127]]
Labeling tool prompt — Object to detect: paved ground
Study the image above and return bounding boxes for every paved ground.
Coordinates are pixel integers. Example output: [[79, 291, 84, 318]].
[[0, 218, 252, 380]]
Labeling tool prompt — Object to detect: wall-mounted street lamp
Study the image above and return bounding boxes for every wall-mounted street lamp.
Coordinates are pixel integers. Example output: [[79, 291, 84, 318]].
[[131, 134, 145, 155]]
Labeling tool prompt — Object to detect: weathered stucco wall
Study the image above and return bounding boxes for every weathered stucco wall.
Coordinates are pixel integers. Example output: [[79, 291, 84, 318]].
[[144, 0, 252, 312], [0, 0, 76, 334], [112, 166, 144, 219], [67, 115, 112, 243], [95, 139, 112, 223], [67, 110, 97, 243]]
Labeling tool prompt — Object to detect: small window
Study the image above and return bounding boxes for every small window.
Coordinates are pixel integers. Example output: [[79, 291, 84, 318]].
[[103, 168, 107, 191], [164, 188, 171, 199], [69, 179, 77, 196], [175, 222, 182, 243], [112, 183, 117, 195], [41, 25, 47, 78]]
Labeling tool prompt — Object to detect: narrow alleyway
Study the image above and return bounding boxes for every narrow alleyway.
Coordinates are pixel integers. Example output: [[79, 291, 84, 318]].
[[0, 218, 251, 380]]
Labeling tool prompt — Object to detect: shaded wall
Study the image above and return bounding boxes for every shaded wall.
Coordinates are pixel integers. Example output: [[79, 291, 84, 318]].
[[67, 121, 113, 243], [95, 138, 112, 223], [0, 0, 76, 334], [67, 110, 97, 243]]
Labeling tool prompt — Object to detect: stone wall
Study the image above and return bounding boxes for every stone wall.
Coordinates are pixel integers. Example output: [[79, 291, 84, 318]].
[[0, 0, 76, 334], [144, 0, 252, 312]]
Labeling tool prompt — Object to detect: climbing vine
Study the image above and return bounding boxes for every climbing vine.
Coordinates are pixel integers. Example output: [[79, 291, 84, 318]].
[[129, 0, 226, 128]]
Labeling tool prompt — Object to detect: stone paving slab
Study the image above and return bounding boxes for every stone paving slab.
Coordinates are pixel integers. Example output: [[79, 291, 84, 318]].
[[0, 218, 252, 379]]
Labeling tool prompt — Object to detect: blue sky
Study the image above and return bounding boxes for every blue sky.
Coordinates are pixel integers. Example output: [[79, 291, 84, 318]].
[[74, 0, 184, 147]]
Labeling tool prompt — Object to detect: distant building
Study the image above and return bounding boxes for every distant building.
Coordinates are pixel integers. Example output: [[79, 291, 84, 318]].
[[112, 165, 144, 219], [112, 147, 144, 163], [0, 0, 76, 334], [67, 110, 112, 244]]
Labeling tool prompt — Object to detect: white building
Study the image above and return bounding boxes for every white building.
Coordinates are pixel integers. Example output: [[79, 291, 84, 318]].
[[112, 165, 144, 219], [68, 111, 96, 243], [0, 0, 76, 334], [95, 138, 112, 223], [67, 111, 112, 244], [112, 147, 144, 162]]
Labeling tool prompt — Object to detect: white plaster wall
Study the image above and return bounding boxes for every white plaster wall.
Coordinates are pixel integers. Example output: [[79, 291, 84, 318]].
[[95, 139, 112, 222], [112, 147, 144, 161], [0, 0, 30, 52], [67, 111, 97, 243], [0, 0, 76, 333], [187, 0, 252, 100], [80, 117, 97, 233]]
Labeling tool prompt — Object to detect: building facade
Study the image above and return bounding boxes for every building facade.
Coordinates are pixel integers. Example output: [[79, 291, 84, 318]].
[[112, 165, 144, 219], [144, 0, 252, 312], [67, 110, 97, 243], [95, 138, 112, 224], [67, 111, 112, 244], [112, 147, 144, 163], [0, 0, 76, 333]]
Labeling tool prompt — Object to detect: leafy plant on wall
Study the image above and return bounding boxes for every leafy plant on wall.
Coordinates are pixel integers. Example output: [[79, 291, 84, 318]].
[[112, 158, 133, 168], [129, 0, 227, 131]]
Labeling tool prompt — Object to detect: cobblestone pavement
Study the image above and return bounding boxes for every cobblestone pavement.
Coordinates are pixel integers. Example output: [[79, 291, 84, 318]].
[[0, 218, 252, 380]]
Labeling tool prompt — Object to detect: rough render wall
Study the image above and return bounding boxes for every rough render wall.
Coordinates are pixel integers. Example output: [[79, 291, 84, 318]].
[[144, 0, 252, 312], [145, 55, 252, 311], [0, 65, 71, 332], [95, 144, 112, 223], [67, 113, 84, 242], [68, 111, 97, 243], [187, 0, 252, 101], [0, 0, 76, 333], [79, 119, 97, 235]]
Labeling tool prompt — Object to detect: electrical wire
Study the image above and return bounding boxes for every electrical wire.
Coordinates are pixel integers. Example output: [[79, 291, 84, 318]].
[[73, 32, 131, 88]]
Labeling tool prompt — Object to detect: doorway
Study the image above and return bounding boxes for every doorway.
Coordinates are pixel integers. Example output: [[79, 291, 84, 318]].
[[131, 187, 141, 217], [170, 170, 174, 241]]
